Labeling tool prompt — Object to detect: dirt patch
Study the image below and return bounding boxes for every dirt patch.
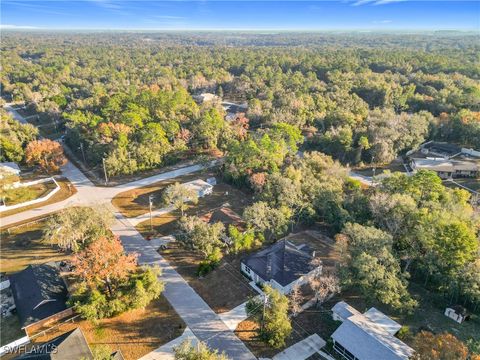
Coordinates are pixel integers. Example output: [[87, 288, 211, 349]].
[[27, 296, 185, 360], [161, 243, 256, 313], [135, 182, 253, 238], [0, 218, 70, 273]]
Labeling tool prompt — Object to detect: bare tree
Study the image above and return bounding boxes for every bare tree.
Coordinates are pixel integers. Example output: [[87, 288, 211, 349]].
[[289, 284, 302, 317], [309, 270, 340, 308]]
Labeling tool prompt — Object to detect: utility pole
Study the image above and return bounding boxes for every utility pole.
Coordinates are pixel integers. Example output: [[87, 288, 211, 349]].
[[261, 293, 269, 333], [149, 194, 154, 232], [79, 143, 87, 164], [102, 157, 108, 185]]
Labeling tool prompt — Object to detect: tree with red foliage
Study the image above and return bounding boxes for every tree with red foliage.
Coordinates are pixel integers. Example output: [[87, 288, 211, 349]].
[[25, 139, 67, 173], [72, 236, 138, 297]]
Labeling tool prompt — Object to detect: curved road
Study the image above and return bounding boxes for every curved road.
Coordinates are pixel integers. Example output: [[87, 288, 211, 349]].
[[0, 105, 256, 360]]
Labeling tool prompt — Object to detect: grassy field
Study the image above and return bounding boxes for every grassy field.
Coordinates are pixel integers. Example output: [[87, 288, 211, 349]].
[[161, 243, 256, 313], [3, 181, 55, 206], [112, 169, 218, 218], [353, 158, 406, 177], [135, 182, 252, 238], [0, 308, 25, 346], [0, 218, 70, 273], [27, 296, 185, 360], [0, 178, 76, 218], [444, 178, 480, 193]]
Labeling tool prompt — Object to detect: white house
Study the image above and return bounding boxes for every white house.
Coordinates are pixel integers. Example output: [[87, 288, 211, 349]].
[[410, 158, 478, 179], [193, 93, 220, 104], [183, 179, 213, 198], [331, 301, 414, 360], [240, 239, 319, 294], [0, 162, 21, 178]]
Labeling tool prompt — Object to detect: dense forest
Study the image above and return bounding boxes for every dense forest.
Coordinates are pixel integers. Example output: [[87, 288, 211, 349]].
[[1, 32, 479, 174], [1, 31, 479, 350]]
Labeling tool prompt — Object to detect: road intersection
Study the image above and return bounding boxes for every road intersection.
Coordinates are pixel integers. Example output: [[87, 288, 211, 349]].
[[1, 106, 256, 360]]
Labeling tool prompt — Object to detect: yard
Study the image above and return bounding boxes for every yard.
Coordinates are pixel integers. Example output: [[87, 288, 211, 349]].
[[112, 169, 219, 218], [353, 157, 407, 177], [0, 306, 25, 346], [161, 243, 257, 313], [444, 178, 480, 193], [135, 181, 252, 239], [0, 178, 76, 218], [0, 218, 70, 273], [24, 296, 185, 360]]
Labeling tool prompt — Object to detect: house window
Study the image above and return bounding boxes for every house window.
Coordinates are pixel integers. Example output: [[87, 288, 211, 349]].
[[334, 341, 357, 360]]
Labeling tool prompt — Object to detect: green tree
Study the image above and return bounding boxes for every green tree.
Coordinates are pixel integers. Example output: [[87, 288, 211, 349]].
[[163, 182, 199, 217], [246, 285, 292, 348], [43, 206, 114, 252], [174, 340, 228, 360]]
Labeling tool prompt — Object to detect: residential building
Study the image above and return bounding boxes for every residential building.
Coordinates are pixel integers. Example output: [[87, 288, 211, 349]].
[[331, 301, 414, 360], [9, 263, 70, 330], [410, 158, 478, 179], [16, 328, 93, 360], [0, 162, 21, 177], [183, 179, 213, 197], [240, 239, 319, 294]]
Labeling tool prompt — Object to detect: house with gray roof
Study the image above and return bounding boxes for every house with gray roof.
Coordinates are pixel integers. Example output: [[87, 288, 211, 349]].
[[331, 301, 414, 360], [9, 263, 69, 329], [240, 239, 319, 294]]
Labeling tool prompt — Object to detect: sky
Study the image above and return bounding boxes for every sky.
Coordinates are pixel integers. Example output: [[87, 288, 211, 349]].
[[1, 0, 479, 31]]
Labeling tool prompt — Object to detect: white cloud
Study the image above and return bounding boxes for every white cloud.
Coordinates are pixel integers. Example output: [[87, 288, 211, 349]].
[[352, 0, 405, 5], [0, 24, 38, 29]]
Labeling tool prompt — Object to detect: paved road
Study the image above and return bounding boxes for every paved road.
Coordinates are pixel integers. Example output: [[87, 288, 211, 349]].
[[1, 105, 256, 359]]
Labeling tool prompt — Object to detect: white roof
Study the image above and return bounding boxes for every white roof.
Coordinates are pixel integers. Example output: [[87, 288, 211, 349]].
[[183, 179, 213, 192], [331, 303, 414, 360], [364, 307, 402, 335], [0, 162, 21, 174], [332, 301, 361, 320], [412, 158, 478, 172]]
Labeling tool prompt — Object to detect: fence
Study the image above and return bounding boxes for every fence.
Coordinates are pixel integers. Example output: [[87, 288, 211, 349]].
[[0, 177, 60, 212]]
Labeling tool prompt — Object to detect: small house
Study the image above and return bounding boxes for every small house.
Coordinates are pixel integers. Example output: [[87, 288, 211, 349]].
[[241, 239, 319, 294], [183, 179, 213, 198], [331, 301, 414, 360], [0, 162, 21, 178], [410, 158, 478, 179], [16, 328, 93, 359], [9, 263, 70, 330]]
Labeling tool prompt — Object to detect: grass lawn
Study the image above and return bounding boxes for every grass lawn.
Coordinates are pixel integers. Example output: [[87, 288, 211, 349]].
[[3, 181, 55, 206], [135, 182, 252, 238], [444, 178, 480, 193], [0, 218, 70, 273], [28, 296, 185, 360], [353, 158, 406, 177], [0, 311, 25, 346], [112, 169, 219, 218], [160, 243, 256, 313], [235, 296, 340, 359], [0, 178, 77, 218]]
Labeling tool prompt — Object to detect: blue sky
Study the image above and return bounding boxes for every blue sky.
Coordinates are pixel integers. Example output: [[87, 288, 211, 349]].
[[1, 1, 479, 31]]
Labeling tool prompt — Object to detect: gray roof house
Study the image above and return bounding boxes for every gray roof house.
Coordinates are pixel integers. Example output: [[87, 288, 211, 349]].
[[241, 239, 318, 294], [331, 302, 414, 360], [16, 328, 93, 360], [9, 263, 69, 329]]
